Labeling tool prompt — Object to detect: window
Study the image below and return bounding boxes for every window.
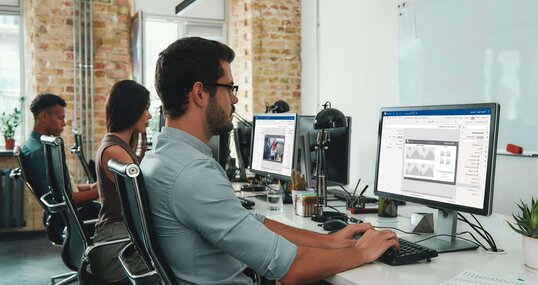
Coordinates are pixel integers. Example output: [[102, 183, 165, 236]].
[[131, 13, 226, 140], [0, 10, 24, 148]]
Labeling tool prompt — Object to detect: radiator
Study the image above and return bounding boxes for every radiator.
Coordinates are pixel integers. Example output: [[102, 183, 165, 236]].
[[0, 168, 25, 228]]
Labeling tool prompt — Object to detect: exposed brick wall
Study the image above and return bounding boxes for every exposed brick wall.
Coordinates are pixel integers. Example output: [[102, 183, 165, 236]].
[[5, 0, 132, 232], [230, 0, 301, 118], [24, 0, 131, 167]]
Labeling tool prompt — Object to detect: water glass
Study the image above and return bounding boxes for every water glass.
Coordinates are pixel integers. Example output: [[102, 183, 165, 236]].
[[266, 188, 283, 214]]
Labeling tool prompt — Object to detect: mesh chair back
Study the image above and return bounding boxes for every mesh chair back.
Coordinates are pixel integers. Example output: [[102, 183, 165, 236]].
[[41, 135, 89, 271], [108, 159, 177, 285], [12, 146, 47, 209]]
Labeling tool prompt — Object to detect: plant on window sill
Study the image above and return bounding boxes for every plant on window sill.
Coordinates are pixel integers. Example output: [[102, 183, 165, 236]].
[[1, 102, 22, 150]]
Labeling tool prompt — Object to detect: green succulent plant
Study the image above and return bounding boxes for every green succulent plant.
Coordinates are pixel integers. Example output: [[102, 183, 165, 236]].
[[1, 107, 22, 140], [507, 197, 538, 238]]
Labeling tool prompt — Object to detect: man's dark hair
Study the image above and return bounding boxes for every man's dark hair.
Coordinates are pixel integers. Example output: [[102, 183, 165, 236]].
[[154, 36, 235, 119], [30, 93, 67, 119], [106, 80, 150, 133]]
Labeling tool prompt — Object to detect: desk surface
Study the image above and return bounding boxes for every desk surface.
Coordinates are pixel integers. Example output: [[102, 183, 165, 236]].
[[236, 189, 538, 285]]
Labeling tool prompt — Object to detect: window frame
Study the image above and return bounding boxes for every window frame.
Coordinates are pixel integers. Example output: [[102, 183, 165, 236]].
[[0, 2, 25, 150]]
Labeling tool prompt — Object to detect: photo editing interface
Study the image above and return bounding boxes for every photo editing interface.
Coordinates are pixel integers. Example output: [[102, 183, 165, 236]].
[[377, 108, 494, 211], [250, 114, 297, 179]]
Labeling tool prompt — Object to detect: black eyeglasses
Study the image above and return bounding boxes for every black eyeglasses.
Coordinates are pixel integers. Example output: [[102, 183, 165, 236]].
[[204, 82, 239, 98]]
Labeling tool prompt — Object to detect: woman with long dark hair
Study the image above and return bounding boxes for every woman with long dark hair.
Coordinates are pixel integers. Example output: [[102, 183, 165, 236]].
[[91, 79, 151, 282]]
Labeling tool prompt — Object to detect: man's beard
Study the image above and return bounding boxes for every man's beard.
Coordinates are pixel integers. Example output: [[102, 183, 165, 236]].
[[206, 97, 234, 136]]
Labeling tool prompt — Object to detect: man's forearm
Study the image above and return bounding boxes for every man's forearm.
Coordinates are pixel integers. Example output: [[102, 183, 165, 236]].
[[281, 245, 367, 284], [77, 182, 97, 192], [264, 218, 354, 249]]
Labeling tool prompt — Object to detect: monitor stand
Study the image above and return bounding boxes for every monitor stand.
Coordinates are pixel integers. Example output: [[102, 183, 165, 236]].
[[405, 209, 478, 253]]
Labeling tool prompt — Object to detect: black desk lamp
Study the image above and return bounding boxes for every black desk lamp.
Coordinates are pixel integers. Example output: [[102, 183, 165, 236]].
[[311, 102, 348, 222]]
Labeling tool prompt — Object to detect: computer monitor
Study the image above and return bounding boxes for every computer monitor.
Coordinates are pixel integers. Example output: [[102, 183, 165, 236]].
[[296, 115, 352, 186], [249, 113, 299, 181], [233, 120, 252, 181], [374, 103, 500, 252], [208, 133, 231, 171]]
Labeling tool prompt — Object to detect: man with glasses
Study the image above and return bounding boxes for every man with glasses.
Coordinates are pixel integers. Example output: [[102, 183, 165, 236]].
[[141, 36, 399, 284]]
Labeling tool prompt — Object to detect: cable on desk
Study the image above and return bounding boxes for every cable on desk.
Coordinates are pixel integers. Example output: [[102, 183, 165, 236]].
[[412, 234, 483, 250], [457, 213, 498, 252], [469, 213, 497, 250], [454, 231, 488, 251], [326, 205, 346, 214], [372, 226, 422, 235]]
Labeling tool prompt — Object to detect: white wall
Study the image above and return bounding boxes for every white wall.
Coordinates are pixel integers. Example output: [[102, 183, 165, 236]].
[[301, 0, 538, 216]]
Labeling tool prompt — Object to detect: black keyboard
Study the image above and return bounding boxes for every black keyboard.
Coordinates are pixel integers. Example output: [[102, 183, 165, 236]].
[[378, 238, 438, 266], [238, 197, 255, 209]]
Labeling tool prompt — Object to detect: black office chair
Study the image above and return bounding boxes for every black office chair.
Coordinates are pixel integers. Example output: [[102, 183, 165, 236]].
[[11, 146, 77, 285], [108, 159, 176, 285], [41, 135, 130, 285], [70, 130, 96, 183], [108, 159, 263, 285]]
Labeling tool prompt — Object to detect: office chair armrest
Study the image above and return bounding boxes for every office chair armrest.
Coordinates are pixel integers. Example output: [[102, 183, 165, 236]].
[[118, 243, 161, 285], [82, 218, 98, 225], [9, 167, 21, 180], [83, 237, 131, 261], [40, 192, 67, 213]]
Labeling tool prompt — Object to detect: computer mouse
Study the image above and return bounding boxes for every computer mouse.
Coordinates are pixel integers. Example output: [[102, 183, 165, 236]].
[[323, 219, 349, 232]]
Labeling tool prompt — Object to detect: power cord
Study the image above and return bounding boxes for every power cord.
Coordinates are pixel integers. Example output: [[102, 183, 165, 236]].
[[457, 213, 498, 252], [412, 234, 484, 250], [372, 226, 422, 235]]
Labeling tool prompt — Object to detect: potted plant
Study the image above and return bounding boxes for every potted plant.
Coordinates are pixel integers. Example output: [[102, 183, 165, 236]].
[[1, 106, 22, 150], [507, 197, 538, 270]]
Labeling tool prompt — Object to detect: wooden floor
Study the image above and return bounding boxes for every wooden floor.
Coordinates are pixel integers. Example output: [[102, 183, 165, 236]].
[[0, 233, 75, 285]]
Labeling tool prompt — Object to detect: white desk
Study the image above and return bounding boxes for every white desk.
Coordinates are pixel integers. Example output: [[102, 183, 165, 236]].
[[237, 190, 538, 285]]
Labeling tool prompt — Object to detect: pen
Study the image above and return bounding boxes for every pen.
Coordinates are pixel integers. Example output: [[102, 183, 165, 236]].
[[359, 185, 369, 197], [352, 179, 361, 196]]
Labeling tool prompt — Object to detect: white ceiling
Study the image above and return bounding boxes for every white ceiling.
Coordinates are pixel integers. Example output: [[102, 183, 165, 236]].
[[132, 0, 225, 20]]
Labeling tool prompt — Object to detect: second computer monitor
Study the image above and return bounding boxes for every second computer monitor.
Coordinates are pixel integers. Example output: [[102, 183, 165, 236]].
[[250, 113, 298, 181], [297, 115, 352, 186]]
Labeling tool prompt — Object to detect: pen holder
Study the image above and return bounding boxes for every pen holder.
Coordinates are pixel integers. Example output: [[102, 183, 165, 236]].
[[378, 197, 398, 217], [346, 196, 365, 209], [292, 189, 316, 217]]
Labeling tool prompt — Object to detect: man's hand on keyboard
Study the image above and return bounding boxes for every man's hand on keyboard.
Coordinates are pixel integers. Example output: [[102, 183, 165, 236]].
[[330, 222, 374, 247], [354, 229, 400, 263]]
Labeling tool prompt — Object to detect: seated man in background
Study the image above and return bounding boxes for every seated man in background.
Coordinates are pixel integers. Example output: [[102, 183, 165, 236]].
[[21, 94, 100, 239], [141, 37, 399, 284]]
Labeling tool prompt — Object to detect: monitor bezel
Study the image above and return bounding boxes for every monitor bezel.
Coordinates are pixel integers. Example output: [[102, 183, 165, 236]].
[[249, 113, 299, 182], [373, 103, 500, 216]]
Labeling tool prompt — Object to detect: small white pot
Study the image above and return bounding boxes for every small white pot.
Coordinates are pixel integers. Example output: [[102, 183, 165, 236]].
[[523, 235, 538, 270]]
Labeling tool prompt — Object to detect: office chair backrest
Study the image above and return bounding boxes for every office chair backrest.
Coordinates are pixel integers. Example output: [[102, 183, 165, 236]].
[[41, 135, 89, 271], [70, 131, 96, 183], [108, 159, 177, 285], [13, 145, 67, 246], [12, 146, 46, 209]]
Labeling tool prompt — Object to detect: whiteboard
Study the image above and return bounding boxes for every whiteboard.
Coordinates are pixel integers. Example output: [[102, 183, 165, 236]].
[[399, 0, 538, 153]]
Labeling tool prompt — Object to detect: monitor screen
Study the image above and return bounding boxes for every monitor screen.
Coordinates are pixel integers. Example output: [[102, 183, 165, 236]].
[[296, 115, 352, 186], [374, 103, 499, 216], [250, 113, 298, 181]]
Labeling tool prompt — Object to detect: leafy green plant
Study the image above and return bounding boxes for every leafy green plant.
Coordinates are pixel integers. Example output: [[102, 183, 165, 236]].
[[507, 197, 538, 238], [0, 107, 22, 140]]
